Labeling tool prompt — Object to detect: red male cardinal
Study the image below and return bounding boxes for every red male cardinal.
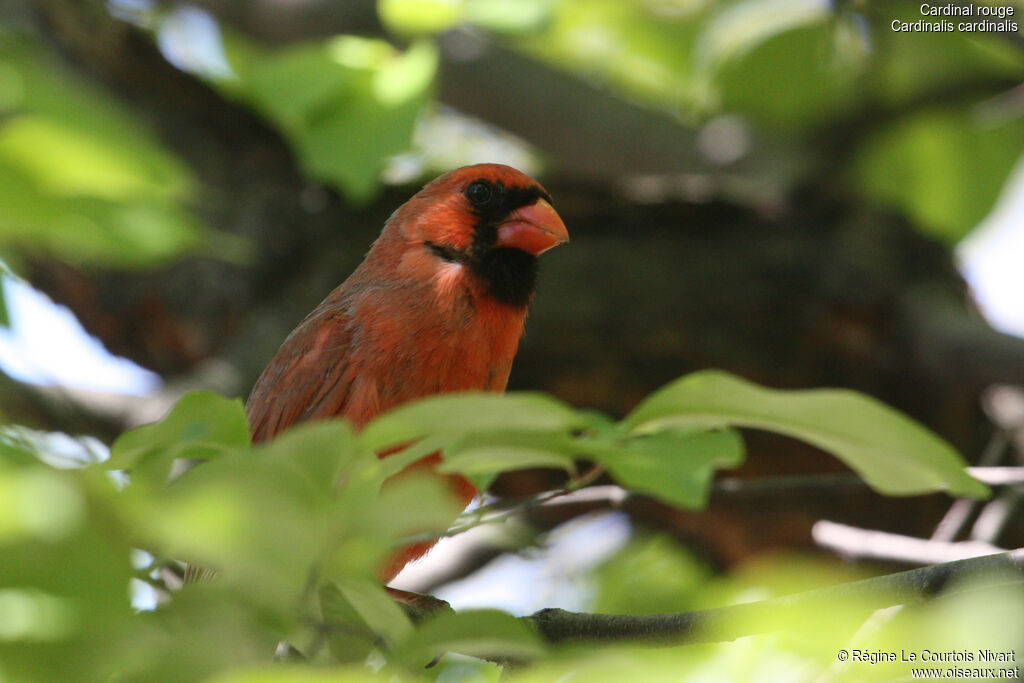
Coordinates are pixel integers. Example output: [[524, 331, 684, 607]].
[[245, 164, 568, 581]]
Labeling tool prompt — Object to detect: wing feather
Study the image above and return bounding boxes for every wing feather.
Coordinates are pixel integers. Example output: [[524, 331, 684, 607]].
[[246, 306, 359, 443]]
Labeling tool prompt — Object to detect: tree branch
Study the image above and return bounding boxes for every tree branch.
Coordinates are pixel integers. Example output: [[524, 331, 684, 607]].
[[812, 519, 1006, 565], [525, 548, 1024, 646]]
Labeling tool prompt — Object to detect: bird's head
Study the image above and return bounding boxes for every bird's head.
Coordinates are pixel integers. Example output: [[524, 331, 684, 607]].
[[386, 164, 569, 307]]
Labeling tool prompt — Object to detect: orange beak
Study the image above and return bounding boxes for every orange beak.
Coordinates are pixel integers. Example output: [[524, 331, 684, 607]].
[[495, 198, 569, 256]]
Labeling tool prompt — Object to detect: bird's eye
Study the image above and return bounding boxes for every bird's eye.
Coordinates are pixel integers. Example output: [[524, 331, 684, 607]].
[[465, 180, 494, 207]]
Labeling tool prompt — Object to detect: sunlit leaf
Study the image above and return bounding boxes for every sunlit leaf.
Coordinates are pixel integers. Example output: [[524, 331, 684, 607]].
[[360, 392, 587, 452], [209, 667, 395, 683], [0, 115, 187, 201], [0, 465, 134, 682], [141, 452, 351, 615], [0, 588, 78, 641], [465, 0, 554, 33], [0, 467, 84, 542], [107, 391, 249, 487], [224, 35, 435, 201], [379, 0, 463, 34], [0, 33, 207, 267], [518, 0, 698, 109], [625, 370, 987, 498], [437, 429, 579, 489]]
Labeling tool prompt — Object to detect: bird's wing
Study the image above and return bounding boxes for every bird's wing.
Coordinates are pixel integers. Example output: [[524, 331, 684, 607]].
[[245, 306, 360, 443]]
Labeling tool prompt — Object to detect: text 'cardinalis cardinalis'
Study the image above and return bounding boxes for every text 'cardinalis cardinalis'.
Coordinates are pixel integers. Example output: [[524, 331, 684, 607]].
[[245, 164, 568, 580]]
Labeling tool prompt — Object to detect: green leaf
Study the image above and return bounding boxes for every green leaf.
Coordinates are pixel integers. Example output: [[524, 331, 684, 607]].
[[624, 370, 987, 498], [379, 0, 463, 35], [208, 667, 390, 683], [0, 457, 134, 682], [0, 115, 187, 201], [376, 435, 451, 480], [319, 578, 412, 662], [395, 609, 544, 665], [225, 35, 436, 201], [591, 533, 711, 615], [139, 446, 366, 615], [589, 429, 744, 509], [694, 0, 830, 72], [464, 0, 553, 33], [0, 273, 8, 328], [259, 420, 359, 496], [360, 392, 588, 452], [438, 430, 578, 482], [0, 467, 85, 542], [107, 391, 249, 487], [850, 108, 1024, 244], [0, 35, 207, 268]]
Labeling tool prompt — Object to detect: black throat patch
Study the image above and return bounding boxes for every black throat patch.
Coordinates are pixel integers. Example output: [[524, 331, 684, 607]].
[[466, 181, 551, 307]]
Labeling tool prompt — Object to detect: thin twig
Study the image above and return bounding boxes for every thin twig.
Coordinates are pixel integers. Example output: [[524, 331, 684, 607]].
[[814, 520, 1005, 565], [970, 488, 1024, 543], [932, 430, 1011, 542]]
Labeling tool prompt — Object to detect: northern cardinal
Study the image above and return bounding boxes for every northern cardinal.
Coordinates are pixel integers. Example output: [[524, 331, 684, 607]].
[[245, 164, 568, 581]]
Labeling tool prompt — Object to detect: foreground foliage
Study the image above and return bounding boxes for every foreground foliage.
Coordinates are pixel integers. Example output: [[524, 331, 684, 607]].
[[1, 370, 1017, 682]]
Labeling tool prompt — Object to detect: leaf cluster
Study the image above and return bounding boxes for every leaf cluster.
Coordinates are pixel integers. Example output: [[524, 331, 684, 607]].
[[0, 370, 995, 681]]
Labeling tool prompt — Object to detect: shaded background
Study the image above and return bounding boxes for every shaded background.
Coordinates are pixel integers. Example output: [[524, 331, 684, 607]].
[[1, 0, 1023, 601]]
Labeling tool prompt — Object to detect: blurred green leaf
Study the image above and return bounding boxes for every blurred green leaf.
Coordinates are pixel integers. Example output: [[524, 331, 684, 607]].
[[259, 420, 360, 496], [588, 429, 744, 509], [625, 370, 987, 498], [851, 109, 1024, 244], [209, 666, 398, 683], [710, 22, 858, 129], [0, 432, 38, 468], [693, 0, 830, 73], [138, 454, 337, 615], [0, 466, 84, 542], [360, 392, 588, 452], [380, 0, 553, 35], [0, 114, 186, 201], [0, 460, 134, 683], [591, 534, 711, 615], [107, 391, 249, 487], [871, 3, 1024, 105], [317, 582, 380, 663], [322, 578, 413, 651], [437, 429, 579, 489], [114, 589, 284, 683], [0, 33, 207, 267], [0, 272, 8, 327], [520, 0, 698, 110], [223, 35, 436, 201], [395, 608, 544, 665], [379, 0, 463, 34], [465, 0, 554, 33]]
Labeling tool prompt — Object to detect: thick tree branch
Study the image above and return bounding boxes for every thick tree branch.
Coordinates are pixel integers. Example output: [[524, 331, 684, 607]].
[[525, 548, 1024, 646]]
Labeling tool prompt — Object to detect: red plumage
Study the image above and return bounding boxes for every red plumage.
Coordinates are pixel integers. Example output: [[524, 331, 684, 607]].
[[245, 164, 568, 581]]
